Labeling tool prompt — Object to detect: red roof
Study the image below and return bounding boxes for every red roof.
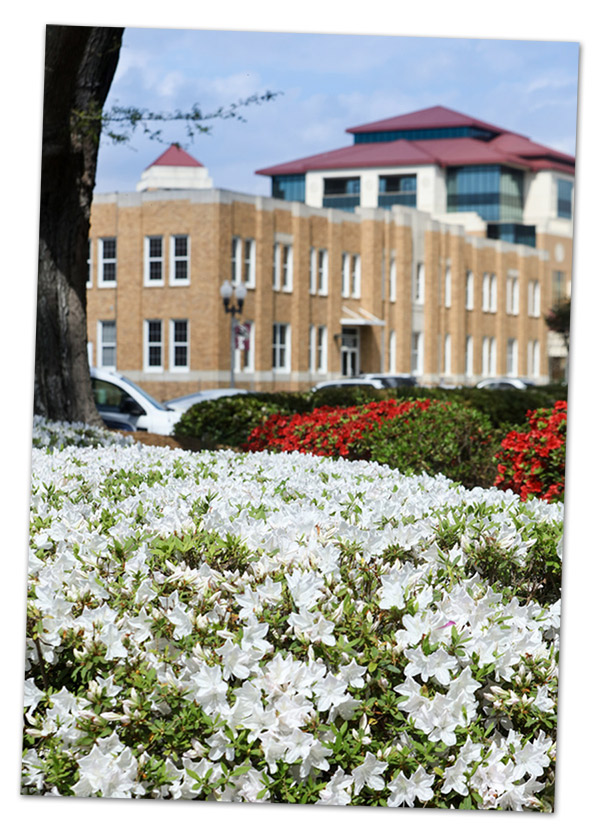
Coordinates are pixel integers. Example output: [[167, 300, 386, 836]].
[[256, 139, 436, 176], [347, 105, 509, 137], [256, 106, 575, 178], [145, 143, 204, 170]]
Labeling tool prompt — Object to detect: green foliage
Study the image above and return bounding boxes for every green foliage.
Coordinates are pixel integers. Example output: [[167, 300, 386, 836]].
[[404, 385, 568, 430], [174, 396, 285, 448], [353, 400, 502, 489], [173, 385, 568, 454], [544, 299, 571, 349], [462, 519, 563, 606], [73, 92, 283, 147]]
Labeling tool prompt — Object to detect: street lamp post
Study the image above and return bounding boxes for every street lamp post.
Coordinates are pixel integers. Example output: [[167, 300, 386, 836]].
[[219, 280, 247, 387]]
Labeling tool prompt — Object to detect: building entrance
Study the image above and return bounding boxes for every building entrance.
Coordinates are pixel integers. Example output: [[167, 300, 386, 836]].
[[341, 327, 360, 376]]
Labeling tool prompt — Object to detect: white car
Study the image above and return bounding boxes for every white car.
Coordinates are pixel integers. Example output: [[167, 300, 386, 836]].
[[163, 388, 249, 411], [358, 373, 417, 388], [90, 368, 184, 435], [312, 377, 385, 392], [476, 377, 536, 391]]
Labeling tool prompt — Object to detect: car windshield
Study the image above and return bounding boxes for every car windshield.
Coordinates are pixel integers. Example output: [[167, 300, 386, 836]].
[[121, 376, 169, 411]]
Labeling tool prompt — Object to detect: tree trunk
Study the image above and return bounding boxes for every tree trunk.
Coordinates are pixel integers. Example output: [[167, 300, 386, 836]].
[[35, 25, 123, 424]]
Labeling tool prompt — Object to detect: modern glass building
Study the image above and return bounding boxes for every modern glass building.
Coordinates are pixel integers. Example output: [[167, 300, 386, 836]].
[[256, 105, 575, 249]]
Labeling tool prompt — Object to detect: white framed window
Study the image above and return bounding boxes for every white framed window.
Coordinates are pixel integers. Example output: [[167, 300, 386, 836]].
[[317, 249, 328, 295], [272, 244, 280, 290], [170, 319, 189, 371], [170, 235, 190, 286], [489, 274, 497, 312], [309, 325, 316, 373], [231, 237, 256, 289], [231, 237, 241, 285], [506, 338, 518, 376], [144, 319, 163, 372], [465, 335, 474, 377], [527, 339, 540, 377], [244, 238, 256, 289], [506, 275, 519, 315], [281, 244, 293, 292], [411, 331, 424, 375], [482, 337, 489, 376], [528, 280, 540, 317], [273, 242, 293, 292], [272, 323, 291, 372], [482, 273, 490, 312], [490, 337, 497, 375], [309, 248, 317, 295], [466, 271, 474, 310], [415, 262, 425, 304], [317, 325, 328, 373], [350, 254, 361, 298], [97, 320, 116, 369], [144, 236, 164, 286], [481, 336, 497, 376], [87, 240, 92, 289], [444, 266, 452, 308], [98, 238, 117, 287], [444, 333, 452, 375], [388, 329, 396, 373], [389, 255, 397, 302], [235, 321, 255, 373], [342, 253, 350, 298]]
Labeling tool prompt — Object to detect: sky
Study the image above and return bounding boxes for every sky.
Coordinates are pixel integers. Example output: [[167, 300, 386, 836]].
[[95, 28, 580, 196]]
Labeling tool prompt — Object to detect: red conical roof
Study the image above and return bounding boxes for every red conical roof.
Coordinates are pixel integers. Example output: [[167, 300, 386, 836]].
[[145, 143, 204, 170]]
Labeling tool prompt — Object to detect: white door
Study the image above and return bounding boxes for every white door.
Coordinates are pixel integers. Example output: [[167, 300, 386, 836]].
[[341, 327, 360, 376]]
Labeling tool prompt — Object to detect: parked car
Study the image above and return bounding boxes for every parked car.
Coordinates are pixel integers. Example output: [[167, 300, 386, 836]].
[[312, 377, 386, 392], [90, 368, 184, 435], [476, 377, 536, 391], [358, 373, 417, 388], [163, 388, 249, 412]]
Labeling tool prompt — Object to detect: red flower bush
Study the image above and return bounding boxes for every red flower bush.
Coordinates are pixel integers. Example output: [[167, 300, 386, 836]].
[[244, 399, 431, 458], [494, 401, 567, 502]]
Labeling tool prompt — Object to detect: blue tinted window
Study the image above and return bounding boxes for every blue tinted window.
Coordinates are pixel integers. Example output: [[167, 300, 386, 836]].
[[272, 175, 306, 202], [354, 126, 496, 143], [557, 179, 573, 218], [447, 165, 523, 222], [378, 174, 417, 208]]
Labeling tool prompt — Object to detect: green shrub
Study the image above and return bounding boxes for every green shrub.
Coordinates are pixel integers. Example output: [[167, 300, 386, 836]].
[[353, 399, 503, 488], [402, 385, 567, 430], [462, 519, 563, 606], [173, 396, 285, 449]]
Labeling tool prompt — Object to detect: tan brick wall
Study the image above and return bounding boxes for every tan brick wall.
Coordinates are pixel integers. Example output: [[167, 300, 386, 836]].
[[87, 190, 570, 399]]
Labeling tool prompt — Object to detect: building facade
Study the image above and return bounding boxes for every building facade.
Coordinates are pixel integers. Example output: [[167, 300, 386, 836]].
[[87, 108, 574, 401]]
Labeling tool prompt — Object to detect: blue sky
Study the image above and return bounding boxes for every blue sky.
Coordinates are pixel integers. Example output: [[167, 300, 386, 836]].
[[95, 28, 580, 196]]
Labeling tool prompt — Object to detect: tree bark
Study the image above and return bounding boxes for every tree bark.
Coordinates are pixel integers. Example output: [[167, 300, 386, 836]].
[[35, 25, 123, 424]]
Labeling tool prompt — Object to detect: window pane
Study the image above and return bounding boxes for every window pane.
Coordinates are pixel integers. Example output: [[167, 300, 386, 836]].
[[103, 239, 116, 259], [174, 346, 188, 367], [174, 260, 187, 280], [174, 320, 188, 342], [102, 322, 116, 342], [174, 236, 188, 257]]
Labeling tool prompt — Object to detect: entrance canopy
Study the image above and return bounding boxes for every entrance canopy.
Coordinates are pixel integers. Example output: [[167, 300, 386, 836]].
[[340, 306, 386, 327]]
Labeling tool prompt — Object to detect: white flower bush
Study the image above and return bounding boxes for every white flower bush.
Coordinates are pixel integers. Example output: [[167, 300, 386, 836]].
[[23, 418, 562, 810]]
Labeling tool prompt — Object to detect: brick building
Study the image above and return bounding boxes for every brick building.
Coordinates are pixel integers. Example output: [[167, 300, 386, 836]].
[[87, 107, 574, 400]]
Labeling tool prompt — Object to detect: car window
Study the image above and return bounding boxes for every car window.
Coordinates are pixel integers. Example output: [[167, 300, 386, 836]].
[[121, 376, 168, 411], [92, 378, 131, 412]]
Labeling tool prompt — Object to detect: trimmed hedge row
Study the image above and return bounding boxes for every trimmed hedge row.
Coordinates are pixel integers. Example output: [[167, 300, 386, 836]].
[[173, 384, 567, 450]]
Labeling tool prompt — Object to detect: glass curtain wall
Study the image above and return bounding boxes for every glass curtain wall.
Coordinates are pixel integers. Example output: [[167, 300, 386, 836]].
[[446, 165, 523, 222]]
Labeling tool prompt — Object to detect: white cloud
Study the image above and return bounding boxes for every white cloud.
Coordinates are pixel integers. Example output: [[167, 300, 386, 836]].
[[157, 71, 186, 98]]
